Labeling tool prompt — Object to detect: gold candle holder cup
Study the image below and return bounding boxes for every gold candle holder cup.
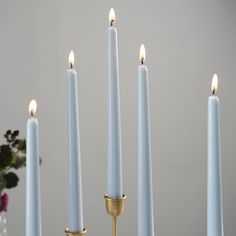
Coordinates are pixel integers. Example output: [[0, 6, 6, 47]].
[[65, 228, 87, 236], [104, 194, 127, 236]]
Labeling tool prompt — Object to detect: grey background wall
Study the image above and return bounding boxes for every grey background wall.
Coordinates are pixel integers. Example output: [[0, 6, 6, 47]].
[[0, 0, 236, 236]]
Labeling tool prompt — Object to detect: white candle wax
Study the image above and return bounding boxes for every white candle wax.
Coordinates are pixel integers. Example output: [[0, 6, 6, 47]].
[[207, 74, 224, 236], [138, 45, 154, 236], [67, 51, 84, 232], [26, 100, 42, 236], [107, 8, 123, 198]]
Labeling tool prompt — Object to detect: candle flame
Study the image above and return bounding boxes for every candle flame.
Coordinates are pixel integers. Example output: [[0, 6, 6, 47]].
[[29, 99, 37, 116], [69, 51, 74, 68], [139, 44, 146, 64], [109, 8, 115, 24], [211, 73, 218, 94]]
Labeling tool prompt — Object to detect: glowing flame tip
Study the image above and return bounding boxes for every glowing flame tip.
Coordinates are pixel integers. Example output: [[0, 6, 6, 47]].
[[68, 51, 74, 67], [29, 100, 37, 116], [109, 8, 115, 23], [211, 73, 218, 94], [139, 44, 146, 63]]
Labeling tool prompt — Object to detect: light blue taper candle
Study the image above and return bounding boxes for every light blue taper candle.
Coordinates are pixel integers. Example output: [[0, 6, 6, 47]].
[[107, 8, 123, 198], [67, 51, 84, 232], [207, 74, 224, 236], [26, 100, 42, 236], [138, 45, 154, 236]]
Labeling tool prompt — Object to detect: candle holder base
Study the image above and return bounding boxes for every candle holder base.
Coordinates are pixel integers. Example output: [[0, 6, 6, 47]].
[[65, 228, 87, 236], [104, 194, 126, 236]]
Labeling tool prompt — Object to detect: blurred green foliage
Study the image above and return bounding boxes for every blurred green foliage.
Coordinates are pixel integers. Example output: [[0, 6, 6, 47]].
[[0, 130, 26, 194]]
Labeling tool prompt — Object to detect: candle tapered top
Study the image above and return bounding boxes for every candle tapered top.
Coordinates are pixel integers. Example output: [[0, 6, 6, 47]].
[[109, 8, 115, 26], [29, 100, 37, 117], [139, 44, 146, 65], [211, 74, 218, 95], [69, 51, 75, 69]]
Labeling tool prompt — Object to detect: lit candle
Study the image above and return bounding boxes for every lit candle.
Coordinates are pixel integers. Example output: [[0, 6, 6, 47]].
[[207, 74, 224, 236], [107, 8, 123, 198], [138, 45, 154, 236], [67, 51, 84, 232], [26, 100, 42, 236]]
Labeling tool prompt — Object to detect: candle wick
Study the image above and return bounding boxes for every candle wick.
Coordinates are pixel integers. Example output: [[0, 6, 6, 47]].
[[141, 58, 144, 65], [70, 63, 73, 69], [30, 111, 34, 117], [110, 20, 114, 27], [212, 89, 215, 96]]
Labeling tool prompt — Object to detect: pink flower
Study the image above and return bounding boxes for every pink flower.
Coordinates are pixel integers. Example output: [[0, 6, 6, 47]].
[[0, 193, 9, 212]]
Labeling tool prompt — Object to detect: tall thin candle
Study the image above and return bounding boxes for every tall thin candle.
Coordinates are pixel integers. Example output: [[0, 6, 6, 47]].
[[138, 45, 154, 236], [107, 8, 123, 198], [26, 100, 42, 236], [207, 74, 224, 236], [67, 51, 84, 233]]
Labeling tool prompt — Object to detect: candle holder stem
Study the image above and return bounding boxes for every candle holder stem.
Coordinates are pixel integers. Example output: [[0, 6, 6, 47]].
[[112, 216, 117, 236], [104, 194, 126, 236]]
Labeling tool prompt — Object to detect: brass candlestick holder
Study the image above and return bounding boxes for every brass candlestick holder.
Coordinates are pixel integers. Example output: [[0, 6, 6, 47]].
[[65, 194, 126, 236], [65, 228, 87, 236], [104, 194, 127, 236]]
